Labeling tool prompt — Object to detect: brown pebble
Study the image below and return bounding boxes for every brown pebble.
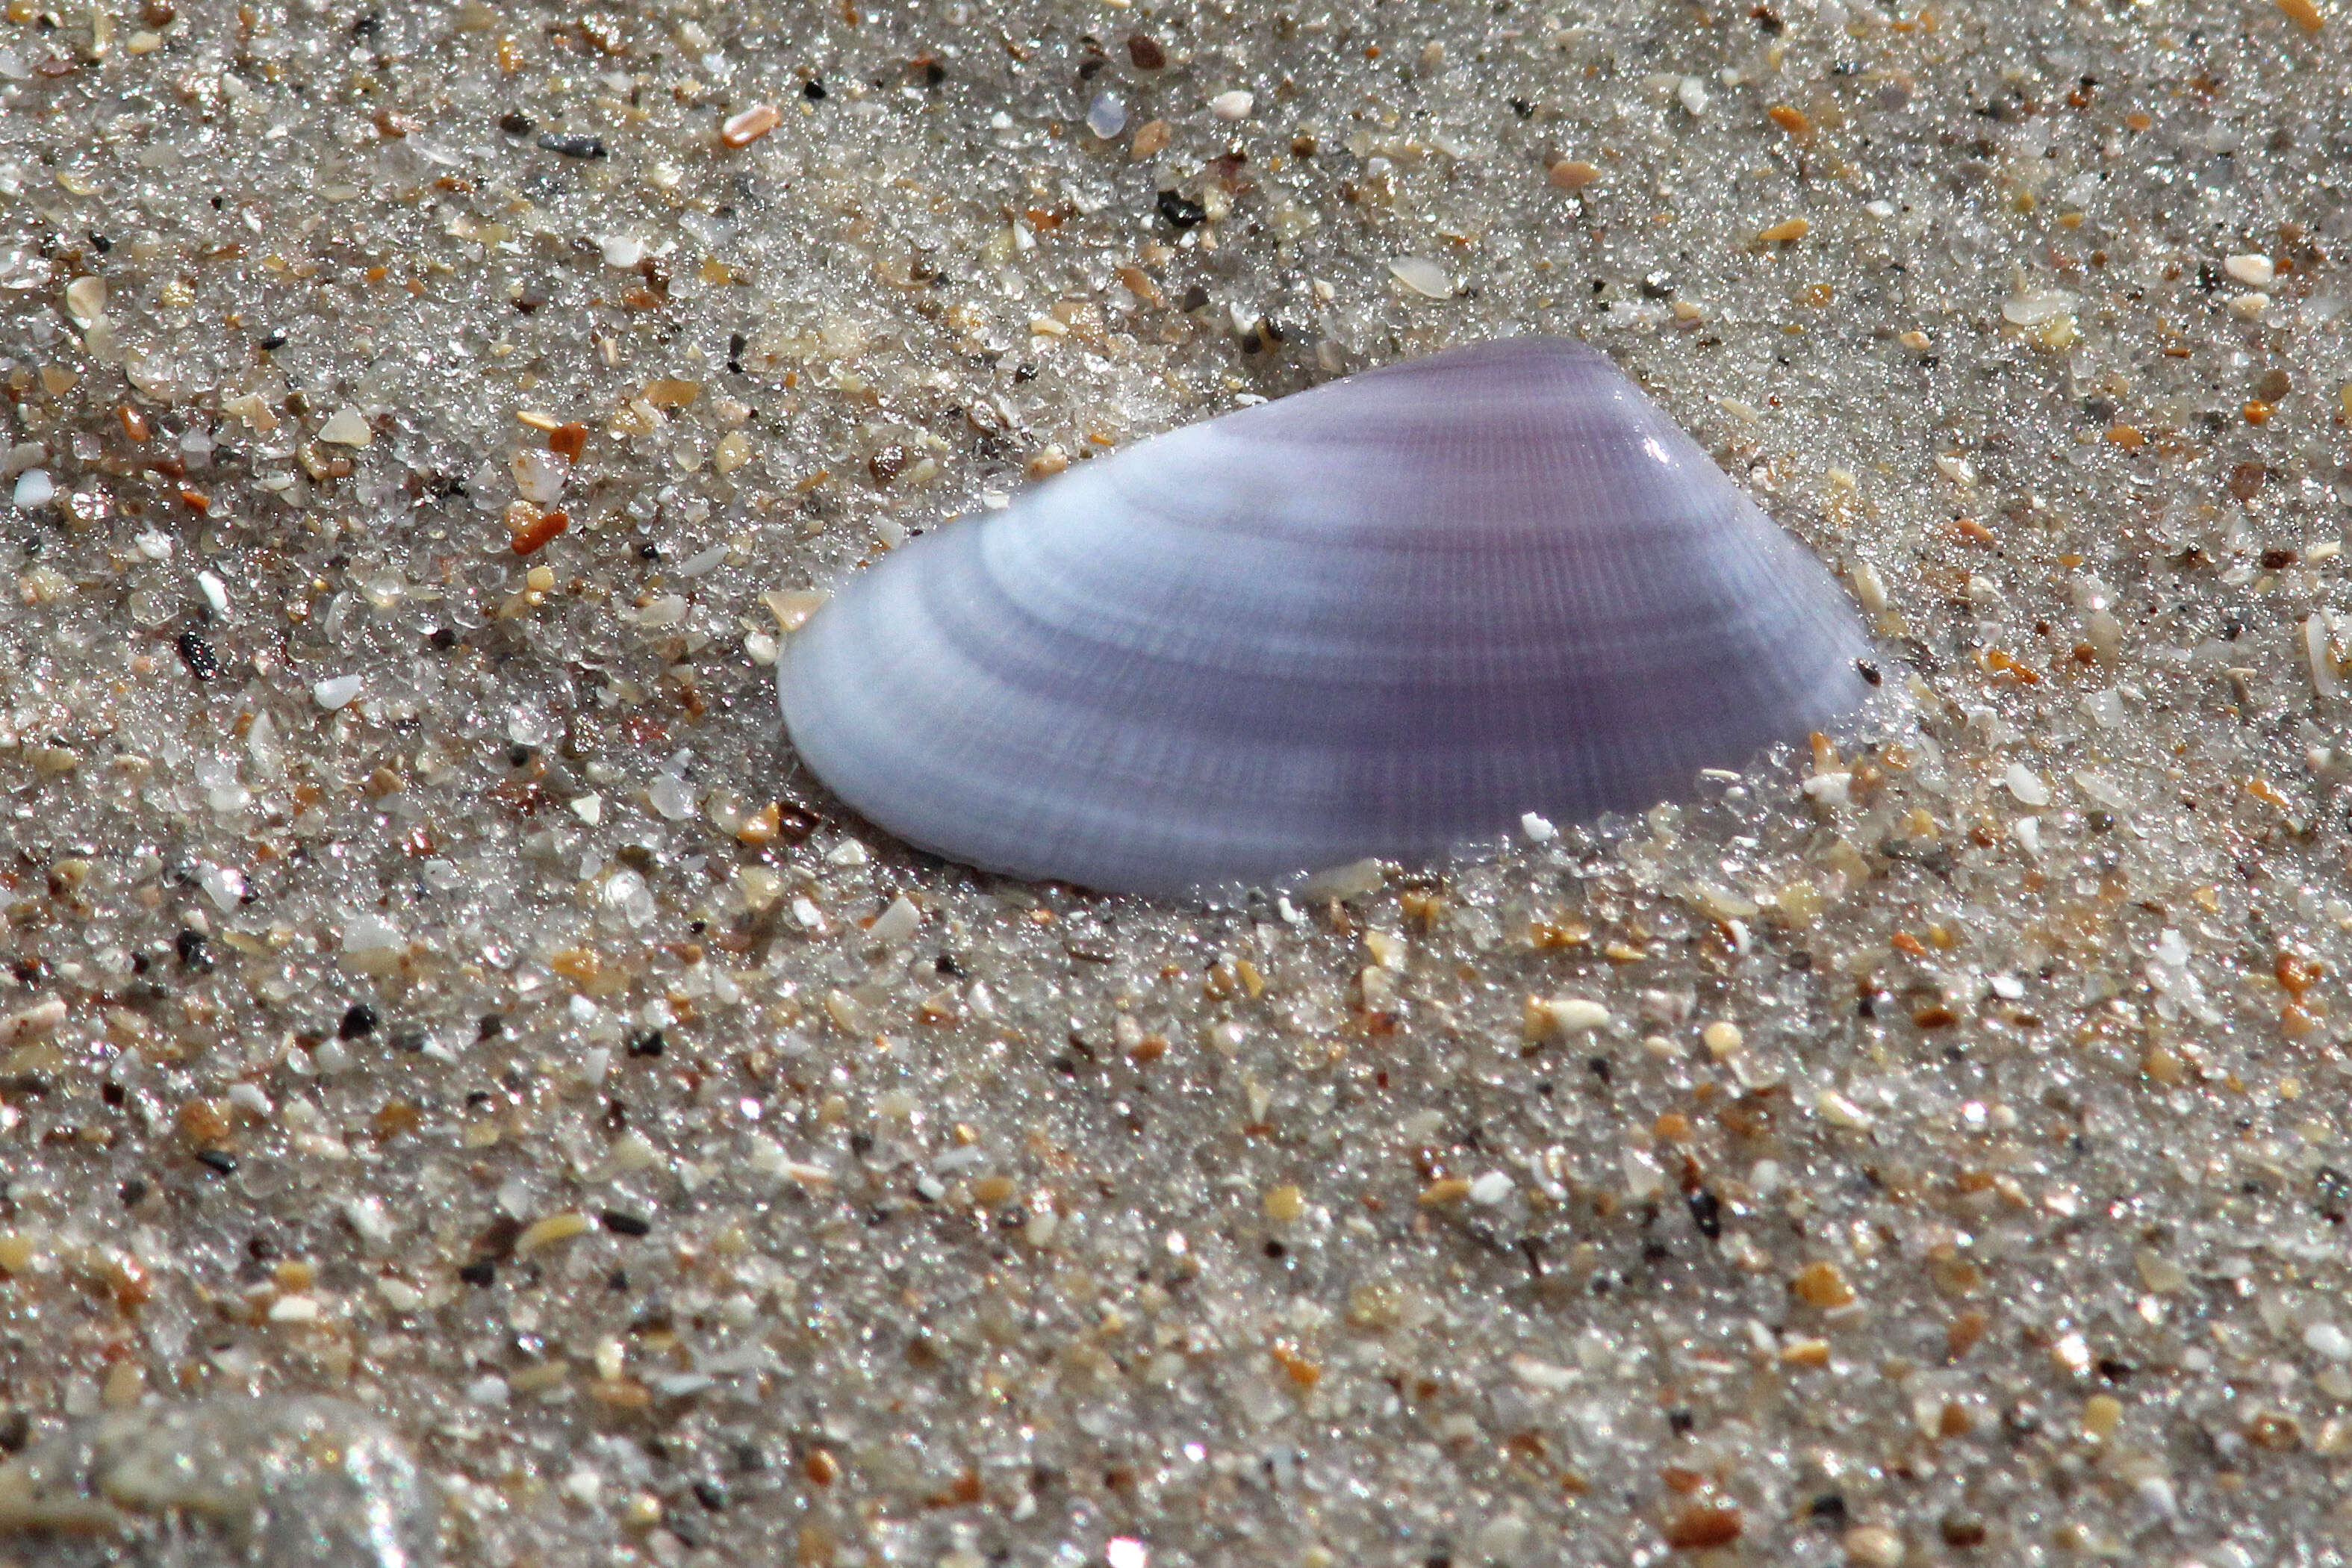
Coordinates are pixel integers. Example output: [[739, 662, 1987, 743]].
[[1116, 264, 1163, 306], [1938, 1514, 1988, 1549], [1418, 1176, 1473, 1207], [110, 1256, 153, 1310], [1767, 104, 1813, 140], [178, 1098, 230, 1148], [547, 422, 588, 463], [2244, 399, 2273, 426], [1547, 158, 1600, 191], [1127, 33, 1166, 69], [720, 102, 782, 149], [141, 0, 175, 22], [2229, 461, 2266, 500], [1664, 1504, 1743, 1550], [2247, 1410, 2301, 1451], [510, 510, 570, 556], [579, 13, 627, 53], [2257, 367, 2293, 402], [1793, 1260, 1855, 1308]]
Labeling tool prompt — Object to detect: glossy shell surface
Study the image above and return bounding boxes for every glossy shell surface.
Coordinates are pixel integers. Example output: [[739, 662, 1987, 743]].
[[780, 337, 1871, 897]]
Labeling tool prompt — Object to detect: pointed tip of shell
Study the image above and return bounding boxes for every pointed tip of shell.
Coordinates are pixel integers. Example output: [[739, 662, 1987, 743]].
[[780, 337, 1873, 898]]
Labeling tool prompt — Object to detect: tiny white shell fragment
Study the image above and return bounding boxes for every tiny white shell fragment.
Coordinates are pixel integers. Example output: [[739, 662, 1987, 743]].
[[512, 448, 564, 505], [11, 468, 54, 508], [1816, 1091, 1874, 1129], [1843, 1526, 1905, 1568], [0, 997, 66, 1046], [868, 895, 921, 945], [1086, 92, 1127, 139], [343, 913, 402, 953], [1802, 771, 1852, 807], [648, 773, 696, 820], [2132, 1477, 2177, 1525], [1623, 1145, 1666, 1200], [313, 674, 363, 710], [1519, 812, 1557, 842], [2003, 763, 2050, 807], [2072, 771, 2132, 810], [196, 863, 245, 911], [2306, 615, 2342, 698], [343, 1195, 395, 1247], [63, 274, 105, 329], [2229, 291, 2272, 318], [1676, 75, 1709, 116], [1527, 996, 1611, 1037], [1387, 257, 1455, 299], [1299, 857, 1384, 900], [2223, 253, 2275, 287], [1510, 1354, 1578, 1390], [2000, 289, 2077, 326], [1209, 89, 1254, 121], [1467, 1171, 1515, 1206], [317, 406, 372, 447], [600, 234, 647, 269], [199, 571, 231, 617]]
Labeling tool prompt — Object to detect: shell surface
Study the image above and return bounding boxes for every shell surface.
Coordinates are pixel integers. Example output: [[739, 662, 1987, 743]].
[[779, 337, 1870, 897]]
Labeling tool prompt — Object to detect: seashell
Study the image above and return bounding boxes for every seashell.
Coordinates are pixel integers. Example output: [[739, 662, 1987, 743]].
[[779, 337, 1870, 897]]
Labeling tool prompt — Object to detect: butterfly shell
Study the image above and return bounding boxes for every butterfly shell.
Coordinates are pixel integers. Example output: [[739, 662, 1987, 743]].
[[779, 337, 1871, 897]]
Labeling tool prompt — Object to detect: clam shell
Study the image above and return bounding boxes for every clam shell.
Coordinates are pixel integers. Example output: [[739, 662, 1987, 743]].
[[780, 337, 1870, 897]]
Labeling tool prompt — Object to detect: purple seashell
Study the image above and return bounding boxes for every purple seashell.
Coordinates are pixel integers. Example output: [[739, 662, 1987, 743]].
[[779, 337, 1871, 897]]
